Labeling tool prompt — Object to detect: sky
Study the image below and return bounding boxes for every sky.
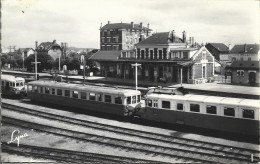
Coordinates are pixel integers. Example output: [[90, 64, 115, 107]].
[[2, 0, 260, 52]]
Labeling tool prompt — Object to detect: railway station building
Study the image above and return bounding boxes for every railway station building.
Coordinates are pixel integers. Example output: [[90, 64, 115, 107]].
[[90, 22, 215, 84]]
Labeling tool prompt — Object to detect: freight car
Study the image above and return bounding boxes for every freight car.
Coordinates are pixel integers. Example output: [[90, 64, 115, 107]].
[[27, 81, 142, 116], [137, 87, 260, 136], [1, 75, 26, 97]]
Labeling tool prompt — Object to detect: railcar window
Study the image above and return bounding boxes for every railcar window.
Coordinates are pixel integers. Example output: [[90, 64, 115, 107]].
[[147, 99, 153, 107], [80, 92, 86, 99], [40, 87, 44, 93], [16, 83, 19, 86], [57, 89, 62, 96], [10, 83, 13, 87], [132, 96, 136, 104], [190, 104, 200, 112], [72, 91, 78, 98], [20, 82, 23, 86], [105, 95, 112, 103], [206, 105, 217, 114], [137, 95, 141, 103], [127, 97, 131, 104], [177, 103, 183, 111], [97, 94, 102, 101], [162, 101, 171, 109], [154, 100, 158, 108], [115, 96, 122, 104], [65, 90, 70, 97], [34, 86, 38, 92], [51, 88, 55, 95], [45, 87, 50, 94], [89, 93, 96, 100], [242, 109, 254, 119], [224, 107, 235, 117]]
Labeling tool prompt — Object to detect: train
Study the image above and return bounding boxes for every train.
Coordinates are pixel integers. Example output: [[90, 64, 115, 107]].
[[26, 80, 142, 116], [26, 80, 260, 137], [1, 75, 27, 97]]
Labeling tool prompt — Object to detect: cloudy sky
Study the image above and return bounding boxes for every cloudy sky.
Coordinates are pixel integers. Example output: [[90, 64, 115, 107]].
[[2, 0, 259, 52]]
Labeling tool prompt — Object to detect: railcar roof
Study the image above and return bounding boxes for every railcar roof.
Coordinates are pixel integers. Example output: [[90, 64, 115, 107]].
[[28, 80, 141, 96], [146, 92, 259, 108], [2, 75, 25, 82], [239, 99, 260, 108]]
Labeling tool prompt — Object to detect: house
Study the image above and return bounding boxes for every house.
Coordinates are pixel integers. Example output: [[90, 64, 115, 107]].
[[228, 60, 259, 86], [17, 48, 35, 59], [36, 40, 62, 60], [100, 21, 152, 51], [228, 44, 259, 62], [205, 43, 229, 61], [91, 30, 215, 84]]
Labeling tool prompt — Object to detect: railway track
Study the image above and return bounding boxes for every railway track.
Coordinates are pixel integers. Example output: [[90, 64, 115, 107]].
[[3, 103, 260, 163], [2, 143, 159, 163]]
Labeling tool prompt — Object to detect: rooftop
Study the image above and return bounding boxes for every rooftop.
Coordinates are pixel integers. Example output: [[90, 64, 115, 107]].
[[136, 32, 183, 45], [206, 43, 229, 52], [228, 60, 259, 70], [101, 22, 151, 31], [229, 44, 259, 54]]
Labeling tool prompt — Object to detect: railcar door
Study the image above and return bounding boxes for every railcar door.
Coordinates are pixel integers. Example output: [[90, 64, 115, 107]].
[[176, 102, 185, 124]]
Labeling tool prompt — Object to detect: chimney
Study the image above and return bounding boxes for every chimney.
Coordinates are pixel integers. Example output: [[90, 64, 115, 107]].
[[140, 22, 143, 29], [35, 41, 38, 50], [131, 22, 134, 28], [191, 37, 194, 46], [147, 23, 150, 29], [171, 30, 176, 42], [108, 20, 110, 24], [140, 34, 145, 42], [244, 44, 247, 52], [182, 31, 186, 43], [53, 40, 56, 43], [228, 44, 231, 50]]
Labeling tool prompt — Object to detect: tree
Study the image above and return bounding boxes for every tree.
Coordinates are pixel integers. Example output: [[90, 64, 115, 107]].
[[1, 54, 8, 68], [24, 53, 54, 72], [68, 57, 80, 70]]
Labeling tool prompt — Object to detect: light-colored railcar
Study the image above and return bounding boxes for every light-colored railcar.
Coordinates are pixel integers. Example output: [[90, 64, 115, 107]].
[[1, 75, 26, 96], [138, 89, 260, 136]]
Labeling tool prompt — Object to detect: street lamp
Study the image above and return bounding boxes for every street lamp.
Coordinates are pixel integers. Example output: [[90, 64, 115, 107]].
[[131, 63, 141, 90], [81, 55, 86, 85]]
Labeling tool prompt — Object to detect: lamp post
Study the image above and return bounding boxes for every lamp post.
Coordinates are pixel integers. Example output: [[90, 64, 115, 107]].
[[81, 55, 86, 85], [31, 41, 40, 80], [131, 63, 141, 90]]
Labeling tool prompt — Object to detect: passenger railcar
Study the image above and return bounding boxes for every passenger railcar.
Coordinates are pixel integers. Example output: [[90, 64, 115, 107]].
[[27, 81, 142, 116], [1, 75, 26, 97], [137, 88, 260, 136]]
